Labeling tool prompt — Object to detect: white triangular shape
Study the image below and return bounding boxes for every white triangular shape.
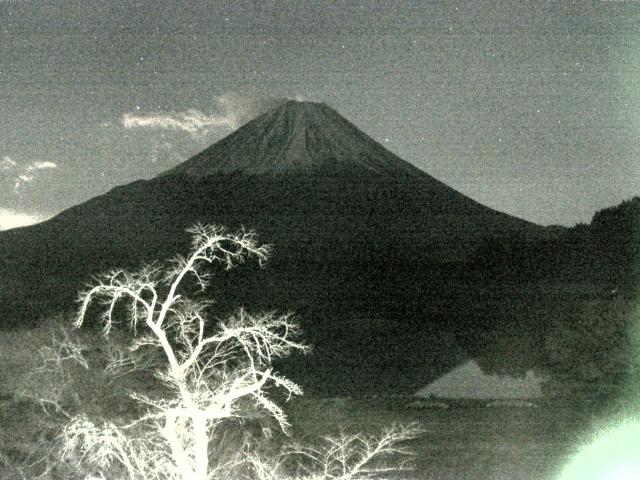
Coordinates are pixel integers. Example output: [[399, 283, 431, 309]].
[[416, 360, 545, 400]]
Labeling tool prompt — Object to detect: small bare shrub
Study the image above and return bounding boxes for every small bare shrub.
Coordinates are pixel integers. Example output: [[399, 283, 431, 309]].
[[251, 423, 424, 480]]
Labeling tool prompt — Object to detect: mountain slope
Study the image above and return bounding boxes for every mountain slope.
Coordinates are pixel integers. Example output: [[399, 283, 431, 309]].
[[162, 100, 427, 177], [0, 100, 547, 394]]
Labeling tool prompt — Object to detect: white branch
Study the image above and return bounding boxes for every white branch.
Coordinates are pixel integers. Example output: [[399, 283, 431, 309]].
[[67, 224, 310, 480]]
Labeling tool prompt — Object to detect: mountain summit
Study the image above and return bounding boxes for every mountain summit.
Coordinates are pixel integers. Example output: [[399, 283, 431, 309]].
[[163, 100, 425, 177]]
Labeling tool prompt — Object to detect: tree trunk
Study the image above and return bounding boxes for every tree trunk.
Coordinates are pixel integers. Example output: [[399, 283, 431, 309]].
[[192, 417, 210, 480]]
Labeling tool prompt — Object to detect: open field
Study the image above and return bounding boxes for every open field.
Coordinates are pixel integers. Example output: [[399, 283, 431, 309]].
[[285, 397, 600, 480], [0, 392, 601, 480]]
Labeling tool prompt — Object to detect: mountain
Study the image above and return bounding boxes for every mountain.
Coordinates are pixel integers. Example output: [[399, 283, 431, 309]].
[[0, 100, 549, 395], [163, 100, 425, 177]]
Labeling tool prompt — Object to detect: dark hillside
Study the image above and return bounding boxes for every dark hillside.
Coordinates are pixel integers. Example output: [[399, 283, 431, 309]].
[[459, 197, 640, 397]]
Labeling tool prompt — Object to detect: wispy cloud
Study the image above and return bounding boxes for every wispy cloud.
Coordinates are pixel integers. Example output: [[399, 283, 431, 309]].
[[1, 157, 58, 192], [120, 92, 285, 140], [27, 161, 57, 171], [13, 177, 29, 192], [122, 109, 237, 138], [215, 91, 285, 126], [1, 156, 17, 170], [17, 173, 34, 183], [0, 208, 47, 231]]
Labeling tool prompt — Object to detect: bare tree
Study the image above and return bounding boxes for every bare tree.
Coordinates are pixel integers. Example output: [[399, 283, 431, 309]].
[[60, 224, 422, 480], [63, 224, 309, 480]]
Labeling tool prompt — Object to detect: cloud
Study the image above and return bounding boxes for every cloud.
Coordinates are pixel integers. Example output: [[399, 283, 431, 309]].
[[1, 156, 17, 170], [120, 91, 286, 139], [0, 157, 58, 192], [14, 174, 34, 192], [17, 174, 34, 183], [27, 161, 57, 171], [215, 91, 285, 126], [0, 208, 47, 231], [122, 109, 236, 139]]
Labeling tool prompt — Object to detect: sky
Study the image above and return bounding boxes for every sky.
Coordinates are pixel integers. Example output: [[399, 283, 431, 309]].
[[0, 0, 639, 230]]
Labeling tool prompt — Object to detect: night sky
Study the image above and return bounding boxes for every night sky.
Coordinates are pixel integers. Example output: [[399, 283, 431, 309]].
[[1, 0, 639, 230]]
